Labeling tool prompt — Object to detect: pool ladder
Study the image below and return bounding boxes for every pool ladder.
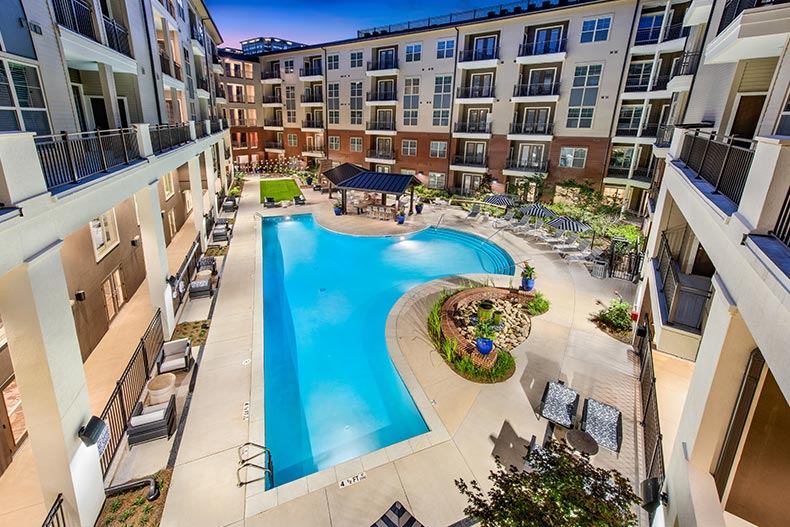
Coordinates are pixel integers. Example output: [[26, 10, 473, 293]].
[[236, 442, 274, 489], [434, 213, 445, 229]]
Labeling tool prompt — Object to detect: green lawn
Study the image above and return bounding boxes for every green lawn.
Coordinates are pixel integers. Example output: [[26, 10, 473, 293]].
[[259, 178, 302, 203]]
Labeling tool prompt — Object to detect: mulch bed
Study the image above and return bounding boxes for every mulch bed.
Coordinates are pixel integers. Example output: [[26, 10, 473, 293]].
[[95, 468, 172, 527], [172, 319, 210, 346], [592, 321, 633, 344]]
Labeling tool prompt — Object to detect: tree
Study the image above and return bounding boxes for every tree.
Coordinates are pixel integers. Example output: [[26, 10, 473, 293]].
[[455, 439, 640, 527]]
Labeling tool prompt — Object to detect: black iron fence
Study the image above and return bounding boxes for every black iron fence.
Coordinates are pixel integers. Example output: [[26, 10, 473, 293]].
[[509, 121, 553, 135], [172, 235, 202, 313], [366, 120, 395, 132], [608, 245, 644, 281], [98, 310, 163, 476], [677, 129, 756, 206], [299, 65, 323, 77], [300, 93, 323, 104], [637, 318, 665, 487], [671, 52, 701, 78], [102, 15, 131, 57], [452, 154, 487, 167], [196, 121, 208, 139], [518, 37, 567, 56], [366, 149, 395, 159], [303, 119, 324, 129], [366, 59, 397, 71], [52, 0, 96, 41], [504, 158, 548, 172], [771, 186, 790, 249], [366, 90, 398, 102], [719, 0, 790, 34], [454, 121, 492, 133], [35, 128, 141, 191], [513, 82, 559, 97], [159, 51, 171, 76], [149, 122, 191, 154], [41, 493, 66, 527], [458, 47, 499, 62]]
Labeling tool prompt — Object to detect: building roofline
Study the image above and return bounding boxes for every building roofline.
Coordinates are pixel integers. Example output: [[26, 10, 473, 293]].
[[191, 0, 223, 44]]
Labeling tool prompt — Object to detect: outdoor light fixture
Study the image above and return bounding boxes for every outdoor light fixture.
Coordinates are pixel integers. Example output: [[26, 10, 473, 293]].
[[79, 416, 107, 446], [131, 235, 141, 247], [75, 290, 86, 302], [167, 275, 178, 288]]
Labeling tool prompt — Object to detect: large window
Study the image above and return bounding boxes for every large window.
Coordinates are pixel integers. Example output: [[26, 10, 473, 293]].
[[285, 86, 296, 123], [283, 59, 294, 73], [428, 172, 446, 189], [328, 136, 340, 150], [401, 139, 417, 156], [0, 60, 50, 135], [559, 147, 587, 168], [90, 210, 119, 261], [609, 145, 635, 169], [406, 42, 422, 62], [617, 105, 643, 132], [350, 51, 363, 68], [163, 172, 175, 199], [430, 141, 447, 158], [437, 39, 455, 59], [287, 133, 297, 147], [350, 137, 363, 152], [327, 82, 339, 124], [580, 16, 611, 43], [567, 64, 601, 128], [350, 81, 363, 125], [403, 77, 419, 126], [433, 75, 452, 126], [327, 54, 339, 70]]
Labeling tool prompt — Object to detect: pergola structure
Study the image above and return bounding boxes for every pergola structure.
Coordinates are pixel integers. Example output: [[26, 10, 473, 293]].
[[336, 171, 420, 215], [321, 162, 365, 198]]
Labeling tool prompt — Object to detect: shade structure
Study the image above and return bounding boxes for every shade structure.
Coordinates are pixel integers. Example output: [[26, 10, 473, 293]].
[[519, 203, 557, 218], [371, 502, 424, 527], [337, 171, 418, 195], [482, 194, 516, 207], [546, 216, 591, 232]]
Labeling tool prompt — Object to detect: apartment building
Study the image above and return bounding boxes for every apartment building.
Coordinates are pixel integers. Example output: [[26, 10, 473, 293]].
[[240, 36, 306, 55], [0, 0, 232, 525], [635, 0, 790, 525], [219, 47, 265, 162]]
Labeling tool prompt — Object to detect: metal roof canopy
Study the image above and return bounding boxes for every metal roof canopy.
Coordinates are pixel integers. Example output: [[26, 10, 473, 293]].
[[336, 171, 418, 195], [322, 162, 365, 186]]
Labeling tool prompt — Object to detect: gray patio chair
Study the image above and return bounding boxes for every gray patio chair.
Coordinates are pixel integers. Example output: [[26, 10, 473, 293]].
[[127, 394, 176, 447], [581, 398, 622, 453], [536, 229, 566, 244], [293, 195, 306, 205], [517, 218, 543, 235], [507, 216, 531, 231], [156, 338, 193, 374], [550, 232, 579, 248], [263, 197, 277, 208], [467, 203, 481, 219], [557, 239, 590, 254], [492, 209, 515, 228]]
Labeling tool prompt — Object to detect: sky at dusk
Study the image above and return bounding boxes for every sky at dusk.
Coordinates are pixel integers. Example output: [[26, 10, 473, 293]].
[[205, 0, 487, 48]]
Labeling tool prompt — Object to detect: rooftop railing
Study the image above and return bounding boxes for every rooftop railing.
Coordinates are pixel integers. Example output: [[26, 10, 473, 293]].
[[456, 85, 496, 98], [718, 0, 790, 34], [513, 82, 560, 97], [509, 121, 553, 135], [367, 58, 399, 71], [35, 128, 141, 191], [149, 122, 191, 154], [458, 46, 499, 62], [518, 37, 567, 57]]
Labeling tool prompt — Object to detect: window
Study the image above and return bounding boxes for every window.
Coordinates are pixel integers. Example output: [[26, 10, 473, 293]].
[[433, 75, 452, 126], [284, 59, 294, 73], [777, 91, 790, 135], [430, 141, 447, 158], [617, 105, 643, 131], [183, 189, 193, 213], [0, 60, 50, 135], [403, 77, 419, 126], [428, 172, 446, 189], [327, 83, 339, 124], [328, 136, 340, 150], [437, 39, 455, 59], [401, 139, 417, 156], [285, 86, 296, 123], [406, 42, 422, 62], [350, 137, 363, 152], [163, 172, 175, 199], [89, 210, 119, 261], [350, 51, 363, 68], [567, 64, 601, 128], [609, 146, 635, 169], [327, 54, 339, 70], [287, 133, 297, 147], [400, 169, 416, 176], [559, 147, 587, 168], [350, 81, 363, 125], [580, 16, 611, 43]]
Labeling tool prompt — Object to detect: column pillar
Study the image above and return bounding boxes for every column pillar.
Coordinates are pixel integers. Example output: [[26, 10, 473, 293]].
[[187, 157, 208, 250], [203, 148, 219, 217], [0, 131, 50, 207], [0, 243, 104, 527], [132, 124, 153, 157], [96, 63, 121, 129], [135, 183, 176, 337], [188, 121, 197, 141]]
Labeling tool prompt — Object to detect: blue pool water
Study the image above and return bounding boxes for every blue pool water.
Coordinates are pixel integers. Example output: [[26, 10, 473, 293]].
[[262, 214, 514, 486]]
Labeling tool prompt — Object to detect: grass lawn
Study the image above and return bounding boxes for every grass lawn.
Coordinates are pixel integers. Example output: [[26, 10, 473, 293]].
[[259, 178, 301, 203]]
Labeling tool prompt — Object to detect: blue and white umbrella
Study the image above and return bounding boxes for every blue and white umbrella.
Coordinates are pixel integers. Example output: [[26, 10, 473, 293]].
[[482, 194, 516, 207], [546, 216, 591, 232], [518, 203, 557, 218]]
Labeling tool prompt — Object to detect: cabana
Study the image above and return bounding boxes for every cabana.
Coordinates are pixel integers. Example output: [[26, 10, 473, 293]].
[[335, 171, 419, 216], [320, 162, 365, 197]]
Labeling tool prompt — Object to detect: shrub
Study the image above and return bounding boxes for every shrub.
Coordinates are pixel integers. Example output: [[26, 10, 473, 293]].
[[592, 298, 632, 333], [228, 187, 240, 197], [525, 291, 550, 316]]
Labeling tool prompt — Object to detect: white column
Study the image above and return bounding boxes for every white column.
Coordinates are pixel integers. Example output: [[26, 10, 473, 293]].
[[0, 243, 104, 527], [96, 63, 121, 129], [187, 157, 208, 250], [188, 121, 196, 141], [203, 119, 211, 139], [203, 148, 219, 217], [135, 183, 176, 337], [133, 124, 153, 157], [0, 131, 50, 207]]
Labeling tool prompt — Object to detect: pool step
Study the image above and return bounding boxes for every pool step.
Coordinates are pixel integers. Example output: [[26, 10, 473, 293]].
[[428, 228, 515, 275]]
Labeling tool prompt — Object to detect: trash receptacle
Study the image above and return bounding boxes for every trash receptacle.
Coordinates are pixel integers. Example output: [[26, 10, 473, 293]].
[[591, 261, 608, 279]]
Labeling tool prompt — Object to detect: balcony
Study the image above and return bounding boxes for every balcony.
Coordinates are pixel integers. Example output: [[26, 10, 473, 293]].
[[211, 54, 223, 75], [365, 90, 398, 105], [102, 15, 132, 57], [632, 23, 688, 53], [604, 166, 654, 188], [196, 76, 210, 98], [301, 146, 325, 157], [215, 84, 226, 103], [708, 0, 790, 64], [190, 25, 205, 56], [300, 93, 323, 106], [621, 75, 670, 99], [265, 141, 285, 152], [298, 65, 323, 81], [450, 154, 488, 173], [263, 94, 283, 106], [676, 129, 756, 208], [502, 158, 548, 177], [456, 85, 496, 103], [718, 0, 790, 35], [302, 119, 324, 131], [261, 70, 283, 83], [453, 121, 492, 138], [511, 82, 560, 103], [517, 38, 567, 64], [507, 121, 554, 140], [366, 59, 399, 76], [457, 47, 499, 69], [614, 122, 659, 142], [262, 119, 283, 130], [365, 149, 396, 163], [668, 52, 700, 92], [148, 122, 191, 154], [154, 0, 177, 19], [653, 124, 674, 156], [228, 119, 257, 127], [365, 121, 397, 135]]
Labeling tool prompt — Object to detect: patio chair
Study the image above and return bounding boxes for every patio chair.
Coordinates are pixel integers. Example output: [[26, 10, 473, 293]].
[[263, 197, 277, 208], [539, 381, 580, 429], [517, 218, 543, 235], [507, 216, 531, 231], [157, 338, 193, 374], [557, 239, 590, 254], [564, 246, 603, 263], [197, 256, 217, 275], [212, 223, 231, 242], [293, 195, 306, 205], [492, 210, 515, 228], [581, 398, 623, 453], [222, 197, 238, 213], [467, 204, 481, 219], [550, 232, 579, 248], [127, 394, 176, 447], [536, 229, 566, 244], [189, 271, 213, 299]]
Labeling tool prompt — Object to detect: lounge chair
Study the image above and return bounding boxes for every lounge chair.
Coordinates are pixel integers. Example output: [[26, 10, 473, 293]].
[[157, 338, 193, 374], [539, 381, 579, 429], [564, 246, 603, 263], [263, 197, 277, 208], [197, 256, 217, 274], [581, 398, 623, 453], [492, 210, 515, 228], [127, 394, 176, 447], [212, 223, 231, 242], [293, 195, 306, 205], [467, 204, 481, 219], [557, 239, 590, 254], [550, 233, 579, 248], [189, 271, 213, 299], [507, 216, 531, 231], [536, 229, 566, 244]]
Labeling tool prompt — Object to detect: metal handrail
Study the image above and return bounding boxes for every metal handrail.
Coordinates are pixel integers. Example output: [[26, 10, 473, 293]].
[[366, 58, 398, 71], [454, 122, 492, 133], [41, 494, 65, 527], [149, 122, 191, 154], [513, 82, 560, 97], [458, 46, 499, 62], [366, 120, 396, 131], [456, 85, 495, 98], [509, 121, 553, 135], [518, 37, 567, 56]]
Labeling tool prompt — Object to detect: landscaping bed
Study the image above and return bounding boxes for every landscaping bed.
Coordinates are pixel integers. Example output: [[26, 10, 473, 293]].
[[95, 469, 171, 527], [173, 319, 210, 346]]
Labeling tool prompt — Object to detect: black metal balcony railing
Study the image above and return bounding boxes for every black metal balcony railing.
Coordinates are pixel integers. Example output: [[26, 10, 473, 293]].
[[228, 119, 256, 127], [456, 85, 495, 98], [52, 0, 95, 41], [226, 94, 244, 103], [265, 141, 285, 149], [641, 123, 659, 137], [302, 119, 324, 129], [772, 187, 790, 249], [196, 76, 209, 92], [633, 166, 654, 183], [103, 15, 132, 57], [637, 319, 666, 487], [367, 58, 399, 71], [196, 121, 208, 138], [655, 124, 674, 147], [505, 158, 548, 172], [608, 165, 654, 181], [452, 154, 488, 167], [149, 122, 190, 155], [300, 93, 323, 104], [518, 37, 567, 57], [190, 25, 205, 46], [302, 146, 324, 153], [718, 0, 790, 34], [209, 118, 221, 133], [678, 129, 756, 206], [366, 149, 395, 159], [263, 95, 282, 104], [299, 65, 323, 77], [509, 121, 554, 135], [616, 122, 659, 137], [263, 118, 283, 127], [454, 121, 492, 133], [513, 82, 560, 97], [35, 128, 141, 191], [159, 51, 171, 76], [458, 47, 499, 62], [41, 493, 65, 527], [624, 75, 669, 92], [261, 69, 282, 80], [657, 231, 711, 330], [671, 52, 702, 78], [366, 121, 396, 132], [215, 84, 225, 99], [366, 90, 398, 102]]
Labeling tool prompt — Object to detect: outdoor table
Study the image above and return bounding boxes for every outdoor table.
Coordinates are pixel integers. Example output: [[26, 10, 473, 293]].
[[147, 373, 176, 405], [540, 381, 580, 428], [566, 429, 599, 456]]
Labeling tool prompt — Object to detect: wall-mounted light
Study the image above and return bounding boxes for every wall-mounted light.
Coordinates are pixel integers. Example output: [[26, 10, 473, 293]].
[[167, 275, 178, 288], [75, 290, 86, 302], [131, 235, 141, 247], [78, 416, 107, 447]]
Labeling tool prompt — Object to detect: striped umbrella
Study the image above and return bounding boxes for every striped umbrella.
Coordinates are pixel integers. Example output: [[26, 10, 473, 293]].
[[519, 203, 557, 218], [482, 194, 516, 207], [546, 216, 591, 232]]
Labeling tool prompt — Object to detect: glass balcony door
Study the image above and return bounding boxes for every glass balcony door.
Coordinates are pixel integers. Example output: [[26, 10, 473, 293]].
[[533, 26, 563, 54], [520, 107, 550, 133], [473, 35, 496, 60]]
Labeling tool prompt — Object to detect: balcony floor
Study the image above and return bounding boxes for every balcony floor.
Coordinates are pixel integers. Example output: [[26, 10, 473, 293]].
[[748, 234, 790, 278], [669, 159, 738, 216]]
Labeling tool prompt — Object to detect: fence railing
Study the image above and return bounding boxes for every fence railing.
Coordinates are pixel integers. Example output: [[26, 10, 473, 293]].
[[671, 52, 701, 78], [718, 0, 790, 34], [41, 493, 66, 527], [457, 85, 495, 98], [172, 235, 202, 313], [103, 15, 131, 57], [172, 62, 182, 81], [263, 119, 283, 127], [300, 93, 323, 104], [196, 121, 208, 139], [458, 47, 499, 62], [518, 37, 567, 57], [35, 128, 141, 192], [261, 69, 282, 80], [513, 82, 560, 97], [366, 90, 398, 102], [677, 129, 756, 206], [454, 121, 492, 134], [624, 75, 669, 92], [452, 154, 488, 167], [159, 51, 171, 76], [299, 65, 323, 77], [149, 122, 191, 154], [366, 120, 395, 131], [365, 149, 395, 159], [771, 186, 790, 249], [265, 141, 284, 149], [52, 0, 96, 41], [509, 121, 553, 135], [98, 310, 163, 476], [504, 158, 548, 172], [302, 119, 324, 129], [655, 124, 674, 147], [637, 318, 665, 487], [366, 59, 398, 71], [196, 76, 209, 92], [657, 232, 711, 330], [263, 95, 283, 104]]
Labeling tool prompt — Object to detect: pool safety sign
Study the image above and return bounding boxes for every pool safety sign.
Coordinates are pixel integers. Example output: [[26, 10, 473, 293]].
[[338, 472, 367, 488]]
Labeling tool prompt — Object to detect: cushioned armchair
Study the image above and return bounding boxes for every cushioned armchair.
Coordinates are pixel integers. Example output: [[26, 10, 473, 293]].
[[157, 338, 193, 374], [127, 394, 176, 447]]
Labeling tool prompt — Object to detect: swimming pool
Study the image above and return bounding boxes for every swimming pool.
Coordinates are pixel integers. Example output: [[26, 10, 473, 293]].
[[262, 214, 514, 487]]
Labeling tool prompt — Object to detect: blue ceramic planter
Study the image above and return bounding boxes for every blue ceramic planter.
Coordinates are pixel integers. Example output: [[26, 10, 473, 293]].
[[396, 215, 405, 224], [334, 207, 342, 216], [476, 337, 494, 355], [522, 278, 535, 291], [415, 204, 423, 214]]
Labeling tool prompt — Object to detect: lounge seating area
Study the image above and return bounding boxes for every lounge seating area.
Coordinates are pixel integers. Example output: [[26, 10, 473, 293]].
[[157, 338, 193, 374], [212, 223, 232, 242], [222, 196, 238, 213], [127, 394, 177, 447]]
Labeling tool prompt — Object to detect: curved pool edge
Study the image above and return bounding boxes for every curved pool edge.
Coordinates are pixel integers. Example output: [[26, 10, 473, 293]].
[[311, 212, 432, 238]]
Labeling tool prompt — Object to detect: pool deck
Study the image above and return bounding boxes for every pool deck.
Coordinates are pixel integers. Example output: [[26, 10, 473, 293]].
[[158, 179, 646, 527]]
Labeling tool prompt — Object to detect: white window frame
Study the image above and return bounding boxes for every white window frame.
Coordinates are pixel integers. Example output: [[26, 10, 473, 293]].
[[580, 15, 612, 43], [350, 137, 363, 152], [567, 63, 602, 129], [401, 139, 417, 156], [430, 141, 447, 158], [283, 59, 294, 73], [403, 77, 420, 126], [428, 172, 446, 189], [90, 209, 120, 262], [0, 59, 52, 135], [406, 42, 422, 62], [327, 54, 339, 70], [328, 135, 340, 150], [163, 172, 175, 200], [183, 189, 193, 213], [350, 50, 363, 68], [287, 133, 297, 147], [559, 147, 588, 168], [436, 39, 455, 59]]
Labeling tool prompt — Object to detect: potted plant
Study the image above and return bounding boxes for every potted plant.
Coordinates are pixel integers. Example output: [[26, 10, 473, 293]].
[[306, 175, 313, 186], [477, 299, 494, 321], [333, 200, 343, 216], [475, 319, 496, 355], [396, 208, 406, 225], [415, 200, 423, 214], [521, 263, 536, 292]]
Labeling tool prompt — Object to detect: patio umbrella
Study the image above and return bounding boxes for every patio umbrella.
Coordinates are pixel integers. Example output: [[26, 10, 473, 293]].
[[482, 194, 516, 207], [546, 216, 591, 232], [519, 203, 557, 218]]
